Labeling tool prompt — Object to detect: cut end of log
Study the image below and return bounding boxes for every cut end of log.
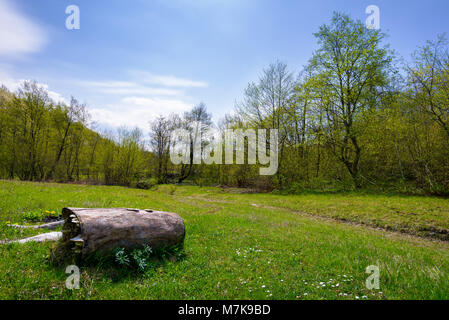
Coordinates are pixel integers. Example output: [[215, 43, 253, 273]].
[[62, 208, 83, 256]]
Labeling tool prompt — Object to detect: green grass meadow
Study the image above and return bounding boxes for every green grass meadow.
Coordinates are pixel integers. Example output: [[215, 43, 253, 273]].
[[0, 180, 448, 299]]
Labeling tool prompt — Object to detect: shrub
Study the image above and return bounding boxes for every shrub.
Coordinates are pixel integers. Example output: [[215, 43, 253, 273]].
[[167, 185, 177, 195], [136, 178, 158, 190], [114, 245, 153, 272]]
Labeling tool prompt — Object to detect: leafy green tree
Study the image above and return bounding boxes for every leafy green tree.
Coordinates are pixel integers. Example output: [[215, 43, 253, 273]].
[[14, 81, 52, 180], [307, 12, 395, 188], [407, 35, 449, 139]]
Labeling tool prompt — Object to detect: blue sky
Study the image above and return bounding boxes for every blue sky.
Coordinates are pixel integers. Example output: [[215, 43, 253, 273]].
[[1, 0, 448, 130]]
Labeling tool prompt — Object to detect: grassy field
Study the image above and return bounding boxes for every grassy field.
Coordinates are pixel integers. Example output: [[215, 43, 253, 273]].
[[0, 180, 448, 300]]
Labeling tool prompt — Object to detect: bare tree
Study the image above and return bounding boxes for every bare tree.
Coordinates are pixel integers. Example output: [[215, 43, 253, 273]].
[[177, 103, 212, 183], [236, 60, 296, 186], [149, 115, 173, 183]]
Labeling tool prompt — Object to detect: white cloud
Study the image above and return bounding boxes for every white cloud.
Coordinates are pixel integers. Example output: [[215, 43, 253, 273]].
[[0, 0, 47, 56], [130, 71, 209, 88], [90, 96, 192, 129], [1, 70, 206, 130], [0, 68, 19, 90], [41, 84, 68, 104], [79, 80, 182, 96], [76, 73, 208, 129], [0, 70, 68, 104]]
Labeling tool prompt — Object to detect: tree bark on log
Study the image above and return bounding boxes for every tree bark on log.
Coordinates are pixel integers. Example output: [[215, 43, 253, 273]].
[[7, 220, 64, 230], [61, 208, 185, 257], [0, 232, 62, 244]]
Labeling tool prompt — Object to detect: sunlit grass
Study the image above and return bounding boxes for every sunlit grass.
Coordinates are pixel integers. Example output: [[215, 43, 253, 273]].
[[0, 180, 448, 299]]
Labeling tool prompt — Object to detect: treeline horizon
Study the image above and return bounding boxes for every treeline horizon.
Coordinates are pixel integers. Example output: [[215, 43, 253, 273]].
[[1, 13, 448, 194]]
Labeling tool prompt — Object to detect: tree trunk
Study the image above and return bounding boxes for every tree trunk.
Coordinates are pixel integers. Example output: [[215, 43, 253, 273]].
[[61, 208, 185, 257]]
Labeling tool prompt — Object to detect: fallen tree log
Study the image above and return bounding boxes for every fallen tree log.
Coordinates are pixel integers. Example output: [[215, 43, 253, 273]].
[[0, 232, 62, 244], [7, 220, 64, 230], [61, 208, 185, 257]]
